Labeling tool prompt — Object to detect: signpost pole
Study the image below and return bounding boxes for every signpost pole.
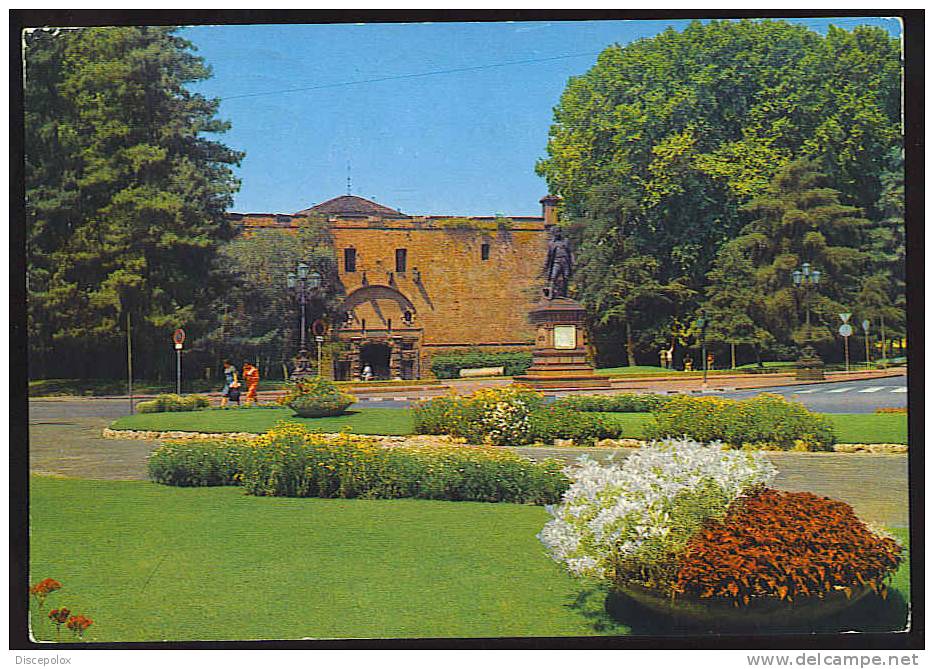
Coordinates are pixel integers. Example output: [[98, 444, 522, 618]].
[[127, 312, 133, 415], [172, 329, 186, 394], [838, 314, 852, 373]]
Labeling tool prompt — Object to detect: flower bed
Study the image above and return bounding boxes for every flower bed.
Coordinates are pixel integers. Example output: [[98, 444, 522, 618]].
[[278, 376, 356, 418], [643, 393, 835, 451], [413, 385, 621, 446], [539, 439, 902, 626], [148, 423, 569, 504], [672, 489, 902, 605]]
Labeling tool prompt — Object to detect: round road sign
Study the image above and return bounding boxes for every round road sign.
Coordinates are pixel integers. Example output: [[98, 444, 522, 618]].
[[172, 328, 186, 345], [311, 319, 326, 336], [839, 324, 853, 337]]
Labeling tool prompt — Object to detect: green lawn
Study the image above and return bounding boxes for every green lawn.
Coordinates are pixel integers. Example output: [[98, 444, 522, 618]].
[[829, 413, 908, 445], [110, 406, 415, 435], [28, 476, 910, 642]]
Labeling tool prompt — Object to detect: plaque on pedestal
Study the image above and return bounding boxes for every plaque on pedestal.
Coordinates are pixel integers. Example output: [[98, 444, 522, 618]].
[[514, 298, 612, 390]]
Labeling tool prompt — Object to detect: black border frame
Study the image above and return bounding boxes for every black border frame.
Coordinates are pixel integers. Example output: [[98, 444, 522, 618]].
[[9, 7, 924, 651]]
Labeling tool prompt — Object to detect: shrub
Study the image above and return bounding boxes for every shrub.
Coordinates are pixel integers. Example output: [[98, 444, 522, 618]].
[[136, 394, 211, 413], [413, 385, 544, 446], [672, 489, 903, 605], [552, 393, 670, 413], [643, 393, 835, 451], [539, 439, 778, 587], [429, 351, 533, 379], [147, 439, 251, 486], [278, 376, 355, 417], [238, 423, 568, 503], [527, 405, 622, 444], [875, 407, 907, 414], [414, 386, 624, 446]]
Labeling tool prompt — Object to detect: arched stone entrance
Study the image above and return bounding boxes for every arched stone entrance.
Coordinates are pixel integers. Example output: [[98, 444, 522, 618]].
[[334, 284, 422, 381]]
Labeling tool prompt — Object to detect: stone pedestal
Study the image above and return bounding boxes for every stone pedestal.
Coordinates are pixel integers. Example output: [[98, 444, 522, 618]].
[[513, 298, 611, 390]]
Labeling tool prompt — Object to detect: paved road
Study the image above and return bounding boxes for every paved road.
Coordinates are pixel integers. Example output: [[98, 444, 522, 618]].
[[706, 375, 907, 413], [28, 376, 908, 416]]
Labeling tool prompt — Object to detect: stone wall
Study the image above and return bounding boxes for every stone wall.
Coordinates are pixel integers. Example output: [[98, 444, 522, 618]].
[[235, 213, 550, 377]]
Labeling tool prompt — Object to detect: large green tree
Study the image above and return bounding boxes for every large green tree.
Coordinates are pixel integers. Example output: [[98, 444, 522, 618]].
[[25, 27, 243, 378], [537, 19, 902, 362], [710, 159, 872, 352], [856, 147, 906, 356]]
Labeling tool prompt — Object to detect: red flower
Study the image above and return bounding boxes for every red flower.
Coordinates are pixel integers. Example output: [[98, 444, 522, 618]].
[[671, 489, 902, 606], [29, 578, 63, 605], [66, 615, 93, 637], [49, 608, 70, 624]]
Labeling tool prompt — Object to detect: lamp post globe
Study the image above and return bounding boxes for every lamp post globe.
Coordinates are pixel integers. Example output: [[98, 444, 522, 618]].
[[307, 269, 322, 290]]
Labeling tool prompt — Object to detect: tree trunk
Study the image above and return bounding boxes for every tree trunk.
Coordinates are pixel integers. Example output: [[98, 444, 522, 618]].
[[754, 344, 763, 368], [625, 322, 636, 367]]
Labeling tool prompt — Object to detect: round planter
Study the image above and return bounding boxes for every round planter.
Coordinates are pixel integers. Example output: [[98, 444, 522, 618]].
[[607, 582, 873, 630]]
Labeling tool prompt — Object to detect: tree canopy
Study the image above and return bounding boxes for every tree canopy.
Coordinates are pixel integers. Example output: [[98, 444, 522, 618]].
[[537, 19, 902, 365], [25, 27, 243, 378]]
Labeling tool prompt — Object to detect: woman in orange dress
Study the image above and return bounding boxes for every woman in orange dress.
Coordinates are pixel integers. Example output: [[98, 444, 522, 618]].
[[243, 362, 260, 405]]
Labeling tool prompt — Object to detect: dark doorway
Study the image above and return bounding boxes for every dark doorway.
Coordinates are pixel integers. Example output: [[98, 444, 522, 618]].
[[359, 342, 391, 379]]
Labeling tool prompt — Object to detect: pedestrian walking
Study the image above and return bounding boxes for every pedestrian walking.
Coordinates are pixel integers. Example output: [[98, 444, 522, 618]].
[[220, 360, 239, 408], [362, 363, 374, 381], [243, 362, 260, 405]]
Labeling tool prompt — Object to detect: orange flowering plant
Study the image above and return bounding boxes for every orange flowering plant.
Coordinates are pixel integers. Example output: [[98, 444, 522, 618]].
[[48, 607, 70, 639], [66, 614, 93, 639], [29, 578, 62, 609]]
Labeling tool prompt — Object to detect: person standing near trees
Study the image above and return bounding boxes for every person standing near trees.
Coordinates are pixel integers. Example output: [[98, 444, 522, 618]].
[[243, 362, 260, 405], [220, 360, 238, 408]]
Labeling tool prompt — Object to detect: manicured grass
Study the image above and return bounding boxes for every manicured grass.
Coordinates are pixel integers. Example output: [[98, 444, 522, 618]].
[[28, 476, 617, 641], [110, 406, 414, 436], [27, 476, 911, 642], [829, 413, 908, 445]]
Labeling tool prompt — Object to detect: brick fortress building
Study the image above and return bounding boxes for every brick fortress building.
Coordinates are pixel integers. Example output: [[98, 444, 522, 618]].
[[228, 195, 560, 380]]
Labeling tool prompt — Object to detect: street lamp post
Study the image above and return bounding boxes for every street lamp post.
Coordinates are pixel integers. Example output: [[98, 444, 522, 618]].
[[792, 262, 822, 331], [287, 262, 322, 381], [792, 263, 825, 380]]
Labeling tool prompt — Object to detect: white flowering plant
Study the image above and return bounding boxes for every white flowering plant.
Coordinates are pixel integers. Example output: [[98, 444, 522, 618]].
[[538, 438, 777, 590]]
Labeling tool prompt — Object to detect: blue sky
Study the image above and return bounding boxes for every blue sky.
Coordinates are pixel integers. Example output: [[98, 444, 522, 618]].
[[181, 17, 902, 217]]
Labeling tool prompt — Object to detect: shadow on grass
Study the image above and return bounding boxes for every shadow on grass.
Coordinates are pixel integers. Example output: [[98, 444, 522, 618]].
[[600, 589, 910, 636]]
